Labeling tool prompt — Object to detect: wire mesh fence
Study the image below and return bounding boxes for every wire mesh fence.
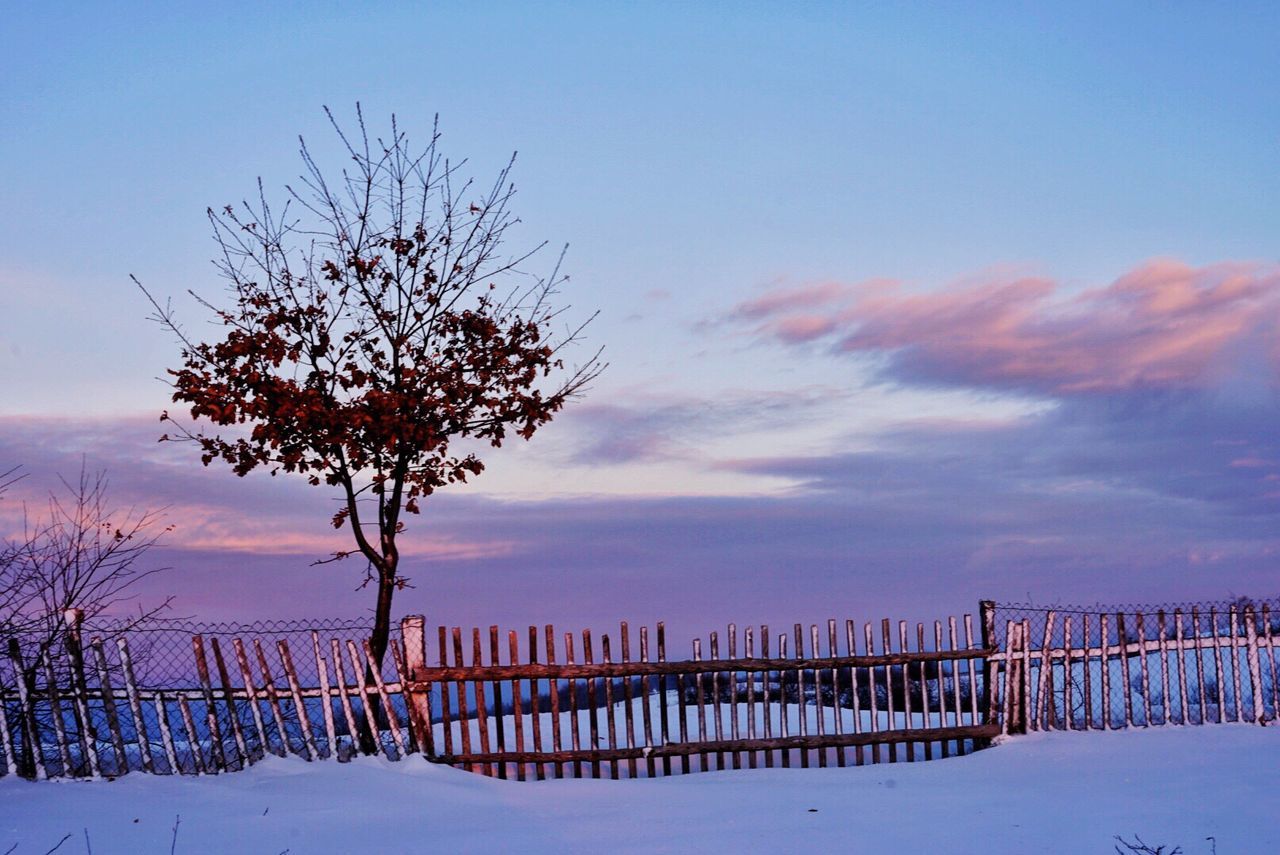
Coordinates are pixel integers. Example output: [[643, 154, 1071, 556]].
[[990, 596, 1280, 732]]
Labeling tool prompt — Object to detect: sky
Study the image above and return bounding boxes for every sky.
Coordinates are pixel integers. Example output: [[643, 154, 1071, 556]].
[[1, 3, 1278, 637]]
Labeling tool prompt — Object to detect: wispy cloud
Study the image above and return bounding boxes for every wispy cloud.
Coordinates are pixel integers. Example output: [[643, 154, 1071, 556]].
[[724, 259, 1280, 396]]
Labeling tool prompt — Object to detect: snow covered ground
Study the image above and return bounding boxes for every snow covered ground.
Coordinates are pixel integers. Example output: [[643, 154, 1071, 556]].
[[2, 724, 1274, 853]]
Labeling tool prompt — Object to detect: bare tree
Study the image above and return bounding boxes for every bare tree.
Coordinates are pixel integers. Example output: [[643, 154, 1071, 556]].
[[139, 107, 603, 665], [0, 466, 171, 691]]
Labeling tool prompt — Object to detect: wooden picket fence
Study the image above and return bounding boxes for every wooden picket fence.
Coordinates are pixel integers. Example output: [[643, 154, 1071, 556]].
[[407, 616, 998, 779], [989, 603, 1279, 733]]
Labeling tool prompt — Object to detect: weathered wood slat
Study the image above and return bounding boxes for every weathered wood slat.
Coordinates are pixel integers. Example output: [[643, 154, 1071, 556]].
[[1264, 605, 1278, 719], [864, 622, 879, 764], [329, 638, 361, 758], [400, 617, 431, 755], [1081, 614, 1093, 729], [581, 630, 601, 779], [527, 626, 545, 781], [449, 629, 472, 769], [252, 639, 290, 756], [1136, 613, 1152, 726], [760, 625, 774, 768], [435, 723, 1003, 766], [487, 627, 506, 779], [1229, 607, 1243, 723], [507, 631, 526, 781], [828, 620, 844, 768], [1156, 611, 1171, 726], [1192, 608, 1207, 724], [880, 620, 894, 762], [41, 652, 74, 776], [312, 633, 338, 760], [847, 620, 863, 766], [1099, 614, 1112, 728], [1209, 608, 1226, 724], [279, 640, 317, 761], [470, 630, 492, 776], [0, 679, 20, 777], [730, 624, 745, 770], [777, 632, 790, 768], [1174, 610, 1189, 725], [209, 639, 248, 766], [175, 694, 204, 775], [796, 625, 809, 768], [232, 639, 272, 757], [1244, 608, 1263, 724], [691, 638, 709, 772], [620, 623, 639, 778], [390, 638, 419, 756], [602, 634, 619, 780], [435, 628, 454, 759], [360, 639, 405, 758], [564, 631, 583, 778], [154, 692, 180, 775], [190, 636, 225, 771], [1060, 617, 1072, 732], [545, 625, 564, 779], [90, 638, 129, 775], [639, 625, 657, 777], [116, 639, 154, 773]]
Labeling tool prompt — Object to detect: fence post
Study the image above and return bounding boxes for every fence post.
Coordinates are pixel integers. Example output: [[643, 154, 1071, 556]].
[[979, 600, 998, 729], [400, 616, 431, 752], [1006, 623, 1028, 735]]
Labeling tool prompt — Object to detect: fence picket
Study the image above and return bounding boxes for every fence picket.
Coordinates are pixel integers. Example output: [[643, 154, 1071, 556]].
[[777, 632, 790, 768], [528, 626, 545, 781], [602, 634, 619, 780], [829, 620, 844, 767], [154, 692, 180, 775], [252, 639, 290, 756], [312, 633, 338, 760], [581, 629, 601, 779], [1136, 613, 1152, 727], [847, 620, 863, 766], [1244, 608, 1263, 724], [0, 679, 19, 777], [231, 639, 273, 757], [190, 636, 226, 771], [545, 626, 564, 779], [1174, 611, 1189, 725], [449, 629, 472, 770], [730, 624, 745, 770], [1264, 605, 1278, 719], [1229, 607, 1244, 723], [620, 623, 639, 778], [797, 624, 809, 768], [508, 631, 526, 781], [812, 625, 827, 767], [116, 638, 154, 773], [1156, 611, 1171, 726], [435, 628, 454, 759], [278, 640, 318, 761], [487, 628, 507, 779], [90, 638, 129, 775], [639, 625, 657, 777], [175, 694, 204, 775], [330, 638, 361, 759], [360, 639, 405, 758], [564, 632, 582, 778], [691, 638, 708, 773], [709, 632, 725, 771], [1034, 612, 1056, 730], [210, 639, 247, 767], [1209, 608, 1226, 724], [760, 625, 774, 768], [1191, 608, 1207, 724], [864, 622, 879, 764], [390, 639, 419, 755], [40, 653, 74, 776], [1060, 618, 1072, 732]]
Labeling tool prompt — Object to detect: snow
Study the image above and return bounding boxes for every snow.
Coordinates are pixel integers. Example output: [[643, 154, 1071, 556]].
[[2, 725, 1275, 853]]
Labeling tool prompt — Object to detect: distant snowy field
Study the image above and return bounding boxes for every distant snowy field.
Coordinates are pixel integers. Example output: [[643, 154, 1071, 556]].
[[2, 725, 1274, 854]]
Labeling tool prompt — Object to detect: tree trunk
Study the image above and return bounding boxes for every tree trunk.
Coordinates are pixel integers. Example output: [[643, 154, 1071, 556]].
[[358, 568, 397, 755]]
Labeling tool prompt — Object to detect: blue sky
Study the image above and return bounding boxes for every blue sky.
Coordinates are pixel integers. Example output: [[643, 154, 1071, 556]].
[[1, 3, 1277, 632]]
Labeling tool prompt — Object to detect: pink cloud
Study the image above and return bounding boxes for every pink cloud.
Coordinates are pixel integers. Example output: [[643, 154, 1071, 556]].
[[729, 260, 1280, 396]]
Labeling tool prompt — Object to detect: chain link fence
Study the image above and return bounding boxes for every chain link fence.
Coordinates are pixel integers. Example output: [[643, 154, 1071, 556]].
[[991, 595, 1280, 730]]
